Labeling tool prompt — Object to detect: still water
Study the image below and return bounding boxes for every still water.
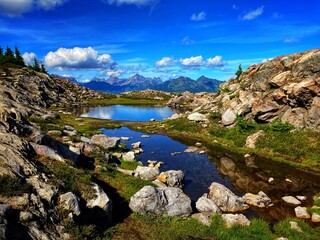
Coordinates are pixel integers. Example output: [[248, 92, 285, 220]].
[[81, 105, 176, 121], [103, 127, 320, 222]]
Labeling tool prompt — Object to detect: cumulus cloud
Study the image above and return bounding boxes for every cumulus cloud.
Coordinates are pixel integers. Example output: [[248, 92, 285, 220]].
[[0, 0, 67, 17], [207, 56, 225, 67], [105, 0, 157, 6], [155, 57, 176, 67], [180, 56, 204, 69], [241, 6, 264, 20], [22, 52, 37, 66], [44, 47, 116, 70], [180, 55, 226, 69], [191, 11, 206, 21]]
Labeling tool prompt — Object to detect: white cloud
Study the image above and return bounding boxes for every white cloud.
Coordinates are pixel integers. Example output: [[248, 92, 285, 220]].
[[107, 69, 123, 77], [180, 55, 226, 69], [182, 36, 195, 45], [180, 56, 204, 68], [44, 47, 116, 70], [22, 52, 37, 66], [207, 56, 225, 67], [191, 11, 206, 22], [241, 6, 264, 20], [0, 0, 67, 17], [232, 4, 239, 10], [37, 0, 67, 10], [284, 38, 298, 43], [105, 0, 156, 6], [155, 57, 176, 67]]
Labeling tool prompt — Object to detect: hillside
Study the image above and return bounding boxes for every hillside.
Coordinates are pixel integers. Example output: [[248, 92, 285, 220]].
[[168, 48, 320, 130]]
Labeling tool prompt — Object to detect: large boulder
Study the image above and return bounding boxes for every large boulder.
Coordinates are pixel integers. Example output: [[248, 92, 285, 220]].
[[59, 192, 81, 217], [91, 134, 120, 150], [196, 194, 221, 214], [158, 170, 184, 188], [129, 186, 192, 217], [30, 143, 64, 162], [86, 183, 113, 222], [208, 182, 249, 212], [123, 151, 135, 161], [134, 166, 160, 181], [221, 108, 237, 126]]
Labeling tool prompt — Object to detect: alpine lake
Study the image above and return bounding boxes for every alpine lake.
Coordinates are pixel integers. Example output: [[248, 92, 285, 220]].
[[78, 104, 320, 223]]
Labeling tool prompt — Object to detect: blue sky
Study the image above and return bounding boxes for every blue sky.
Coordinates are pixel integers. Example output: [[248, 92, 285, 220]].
[[1, 0, 319, 82]]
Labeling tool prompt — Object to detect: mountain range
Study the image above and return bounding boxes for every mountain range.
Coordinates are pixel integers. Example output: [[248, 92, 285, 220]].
[[80, 74, 222, 93]]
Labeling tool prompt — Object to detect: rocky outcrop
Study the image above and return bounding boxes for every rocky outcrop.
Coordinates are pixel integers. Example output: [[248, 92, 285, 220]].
[[166, 49, 320, 130], [158, 170, 184, 188], [129, 185, 192, 217]]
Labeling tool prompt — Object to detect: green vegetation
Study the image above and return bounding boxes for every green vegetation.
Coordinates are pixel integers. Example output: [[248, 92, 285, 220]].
[[235, 64, 243, 79], [0, 175, 33, 197], [0, 45, 47, 73]]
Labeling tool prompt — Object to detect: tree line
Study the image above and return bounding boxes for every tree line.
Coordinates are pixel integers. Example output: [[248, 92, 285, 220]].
[[0, 46, 46, 73]]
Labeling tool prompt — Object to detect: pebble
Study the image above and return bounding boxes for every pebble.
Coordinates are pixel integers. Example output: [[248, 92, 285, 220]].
[[268, 177, 275, 183]]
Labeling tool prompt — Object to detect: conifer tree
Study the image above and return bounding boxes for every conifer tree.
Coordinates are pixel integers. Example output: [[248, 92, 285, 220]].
[[32, 58, 41, 71], [235, 64, 243, 80], [4, 46, 15, 64], [14, 46, 25, 66], [40, 62, 47, 73]]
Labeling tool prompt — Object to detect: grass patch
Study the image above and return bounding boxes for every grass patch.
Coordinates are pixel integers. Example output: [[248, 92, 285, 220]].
[[0, 175, 33, 197], [38, 160, 94, 198], [112, 214, 277, 240], [274, 219, 320, 240], [166, 118, 201, 133]]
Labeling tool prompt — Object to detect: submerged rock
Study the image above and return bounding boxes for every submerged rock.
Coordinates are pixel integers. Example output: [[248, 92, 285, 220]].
[[282, 196, 301, 206], [129, 186, 192, 217], [243, 191, 272, 208]]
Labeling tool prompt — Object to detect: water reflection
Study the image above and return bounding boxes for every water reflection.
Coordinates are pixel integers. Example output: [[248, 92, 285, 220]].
[[80, 105, 179, 121]]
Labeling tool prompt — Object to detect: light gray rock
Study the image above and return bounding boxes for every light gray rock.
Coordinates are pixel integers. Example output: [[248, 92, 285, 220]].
[[59, 192, 81, 216], [294, 206, 310, 219], [46, 130, 63, 137], [80, 136, 92, 144], [282, 196, 301, 206], [289, 221, 302, 232], [121, 137, 130, 141], [26, 175, 56, 203], [311, 212, 320, 222], [134, 166, 160, 181], [243, 191, 272, 208], [30, 142, 64, 162], [208, 182, 249, 212], [132, 141, 141, 149], [222, 108, 236, 126], [86, 183, 113, 222], [196, 194, 221, 214], [192, 212, 214, 226], [123, 151, 136, 161], [187, 112, 208, 122], [245, 130, 265, 149], [129, 186, 192, 217], [222, 214, 251, 227], [158, 170, 184, 188], [91, 134, 120, 150]]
